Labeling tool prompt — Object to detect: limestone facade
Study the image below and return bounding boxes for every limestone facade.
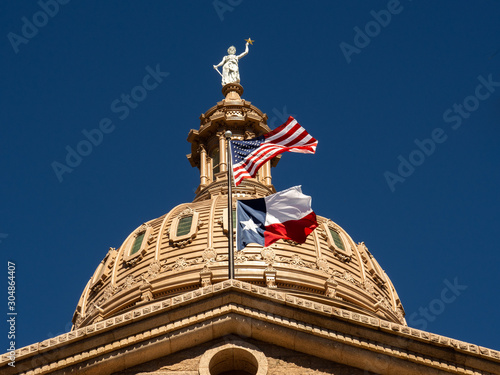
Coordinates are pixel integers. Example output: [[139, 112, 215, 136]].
[[1, 281, 499, 374]]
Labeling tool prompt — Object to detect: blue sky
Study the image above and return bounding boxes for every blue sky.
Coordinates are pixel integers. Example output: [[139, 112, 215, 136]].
[[1, 0, 499, 352]]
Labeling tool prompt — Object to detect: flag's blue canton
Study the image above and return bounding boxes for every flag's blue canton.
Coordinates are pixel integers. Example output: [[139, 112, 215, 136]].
[[236, 198, 267, 250], [231, 136, 265, 165]]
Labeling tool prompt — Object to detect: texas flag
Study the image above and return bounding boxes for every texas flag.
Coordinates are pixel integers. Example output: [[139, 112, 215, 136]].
[[236, 186, 318, 250]]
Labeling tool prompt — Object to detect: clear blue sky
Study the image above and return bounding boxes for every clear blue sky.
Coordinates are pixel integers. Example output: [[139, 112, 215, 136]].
[[1, 1, 499, 352]]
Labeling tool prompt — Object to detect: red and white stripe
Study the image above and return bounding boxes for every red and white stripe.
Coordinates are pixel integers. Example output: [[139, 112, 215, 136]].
[[232, 117, 318, 186]]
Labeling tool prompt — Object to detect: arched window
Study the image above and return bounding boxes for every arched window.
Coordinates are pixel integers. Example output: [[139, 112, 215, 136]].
[[329, 228, 345, 251], [130, 232, 146, 255], [122, 224, 153, 266], [199, 339, 268, 375], [323, 222, 352, 261], [169, 208, 200, 247], [211, 147, 220, 176], [176, 216, 193, 237]]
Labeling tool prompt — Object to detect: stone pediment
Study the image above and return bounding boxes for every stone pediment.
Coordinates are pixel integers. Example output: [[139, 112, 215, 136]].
[[2, 280, 499, 375]]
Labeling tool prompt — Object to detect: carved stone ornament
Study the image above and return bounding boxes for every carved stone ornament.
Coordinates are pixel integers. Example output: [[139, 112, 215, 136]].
[[334, 251, 351, 263], [138, 280, 153, 304], [395, 302, 405, 324], [165, 257, 200, 272], [143, 260, 163, 281], [316, 257, 330, 273], [341, 270, 355, 284], [173, 238, 193, 248], [179, 207, 195, 217], [363, 279, 377, 297], [75, 314, 84, 328], [358, 241, 385, 287], [122, 275, 136, 291], [139, 290, 153, 303], [218, 253, 230, 262], [173, 257, 188, 271], [147, 234, 155, 245], [216, 130, 227, 139], [260, 247, 275, 266], [89, 283, 117, 318], [264, 267, 277, 288], [90, 247, 117, 291], [374, 296, 392, 312], [102, 284, 117, 302], [202, 247, 217, 264], [200, 265, 213, 287], [290, 254, 306, 268], [283, 239, 300, 246], [234, 250, 248, 264], [244, 130, 255, 139], [325, 278, 339, 299], [278, 253, 317, 270]]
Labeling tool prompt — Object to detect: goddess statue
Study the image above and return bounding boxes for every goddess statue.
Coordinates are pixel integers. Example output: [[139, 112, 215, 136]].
[[213, 42, 250, 86]]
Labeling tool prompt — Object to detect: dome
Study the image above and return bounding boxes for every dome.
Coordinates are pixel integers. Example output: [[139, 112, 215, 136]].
[[72, 84, 405, 329]]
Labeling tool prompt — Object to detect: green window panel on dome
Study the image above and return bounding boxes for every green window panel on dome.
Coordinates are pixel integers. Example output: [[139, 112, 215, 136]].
[[177, 216, 193, 237], [130, 232, 146, 255], [329, 228, 345, 251]]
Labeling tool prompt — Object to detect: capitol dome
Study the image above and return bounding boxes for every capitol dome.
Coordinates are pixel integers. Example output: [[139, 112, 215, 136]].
[[72, 83, 405, 330], [8, 79, 499, 375]]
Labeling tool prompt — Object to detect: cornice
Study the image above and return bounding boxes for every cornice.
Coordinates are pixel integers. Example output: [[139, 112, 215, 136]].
[[2, 281, 499, 375]]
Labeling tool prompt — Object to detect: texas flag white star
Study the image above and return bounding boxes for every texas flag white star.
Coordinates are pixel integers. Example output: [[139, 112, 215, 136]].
[[241, 218, 261, 233]]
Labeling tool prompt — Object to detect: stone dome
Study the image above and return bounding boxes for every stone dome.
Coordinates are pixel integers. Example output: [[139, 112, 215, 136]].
[[72, 84, 406, 329]]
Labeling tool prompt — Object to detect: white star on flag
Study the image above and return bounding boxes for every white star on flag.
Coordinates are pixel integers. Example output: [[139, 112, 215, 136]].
[[241, 218, 261, 233]]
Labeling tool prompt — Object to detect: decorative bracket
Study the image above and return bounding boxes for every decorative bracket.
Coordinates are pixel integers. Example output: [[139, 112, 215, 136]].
[[264, 267, 277, 288], [325, 278, 340, 299], [200, 266, 213, 287]]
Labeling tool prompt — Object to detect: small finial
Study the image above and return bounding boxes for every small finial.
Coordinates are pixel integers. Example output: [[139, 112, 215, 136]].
[[225, 130, 233, 139]]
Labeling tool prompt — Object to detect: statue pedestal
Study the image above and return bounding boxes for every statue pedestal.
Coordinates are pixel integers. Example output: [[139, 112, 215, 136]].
[[222, 83, 244, 100]]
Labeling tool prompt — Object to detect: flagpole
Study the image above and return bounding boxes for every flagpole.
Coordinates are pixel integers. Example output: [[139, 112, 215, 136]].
[[225, 130, 235, 279]]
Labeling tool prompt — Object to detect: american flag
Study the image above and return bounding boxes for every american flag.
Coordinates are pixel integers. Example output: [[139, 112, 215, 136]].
[[230, 117, 318, 186]]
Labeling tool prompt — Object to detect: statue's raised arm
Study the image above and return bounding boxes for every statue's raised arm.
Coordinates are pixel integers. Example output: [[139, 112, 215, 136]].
[[236, 42, 249, 60], [213, 41, 251, 86]]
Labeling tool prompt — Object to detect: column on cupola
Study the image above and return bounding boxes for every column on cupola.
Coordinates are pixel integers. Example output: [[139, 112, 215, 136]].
[[199, 144, 209, 186], [263, 161, 272, 186], [217, 131, 227, 173]]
